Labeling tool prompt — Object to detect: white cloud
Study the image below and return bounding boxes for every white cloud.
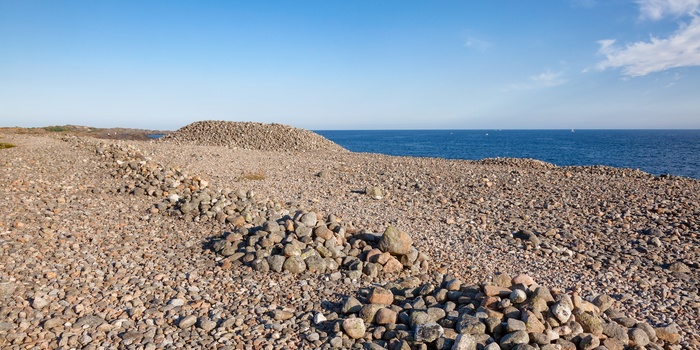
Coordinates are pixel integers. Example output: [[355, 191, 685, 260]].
[[637, 0, 699, 20], [596, 14, 700, 76], [596, 0, 700, 76], [506, 69, 567, 91]]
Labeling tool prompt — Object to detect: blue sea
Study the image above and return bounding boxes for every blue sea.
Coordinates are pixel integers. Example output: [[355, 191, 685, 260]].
[[315, 130, 700, 180]]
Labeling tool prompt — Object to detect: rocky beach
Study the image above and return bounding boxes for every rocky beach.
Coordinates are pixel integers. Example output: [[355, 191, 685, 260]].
[[1, 121, 698, 350]]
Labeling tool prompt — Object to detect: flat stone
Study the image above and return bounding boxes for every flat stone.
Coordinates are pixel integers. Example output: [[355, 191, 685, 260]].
[[74, 315, 105, 328], [43, 317, 63, 330], [178, 315, 197, 329], [512, 274, 534, 286], [483, 285, 511, 297]]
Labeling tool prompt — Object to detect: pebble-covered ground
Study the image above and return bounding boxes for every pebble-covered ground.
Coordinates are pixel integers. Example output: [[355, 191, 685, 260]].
[[1, 123, 698, 349]]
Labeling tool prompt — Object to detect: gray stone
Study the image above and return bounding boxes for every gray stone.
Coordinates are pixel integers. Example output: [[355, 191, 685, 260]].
[[506, 319, 526, 332], [305, 255, 326, 273], [300, 212, 318, 227], [342, 318, 366, 339], [283, 256, 306, 274], [342, 297, 362, 314], [198, 317, 217, 332], [43, 317, 63, 330], [268, 255, 286, 272], [414, 322, 444, 343], [251, 258, 269, 272], [629, 328, 650, 347], [178, 315, 197, 329], [499, 331, 529, 350], [456, 314, 486, 334], [550, 301, 571, 323], [32, 296, 49, 309], [452, 333, 478, 350], [74, 315, 105, 328]]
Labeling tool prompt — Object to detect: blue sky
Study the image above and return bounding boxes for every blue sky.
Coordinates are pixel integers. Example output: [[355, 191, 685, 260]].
[[1, 0, 699, 130]]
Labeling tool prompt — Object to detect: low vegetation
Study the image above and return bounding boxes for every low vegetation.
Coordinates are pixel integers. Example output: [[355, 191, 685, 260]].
[[240, 170, 266, 181], [43, 126, 71, 132], [0, 142, 16, 149]]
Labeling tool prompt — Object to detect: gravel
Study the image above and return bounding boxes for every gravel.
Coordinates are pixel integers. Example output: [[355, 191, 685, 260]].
[[1, 128, 698, 349]]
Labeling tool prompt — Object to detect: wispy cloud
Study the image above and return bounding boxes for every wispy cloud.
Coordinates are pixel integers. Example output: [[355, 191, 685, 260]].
[[463, 33, 493, 52], [637, 0, 699, 20], [506, 69, 567, 91], [596, 0, 700, 76]]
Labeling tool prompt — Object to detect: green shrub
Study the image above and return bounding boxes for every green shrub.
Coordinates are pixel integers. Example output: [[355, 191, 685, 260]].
[[43, 126, 70, 132]]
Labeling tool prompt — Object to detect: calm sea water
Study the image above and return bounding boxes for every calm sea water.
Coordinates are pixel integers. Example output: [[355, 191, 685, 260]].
[[315, 130, 700, 179]]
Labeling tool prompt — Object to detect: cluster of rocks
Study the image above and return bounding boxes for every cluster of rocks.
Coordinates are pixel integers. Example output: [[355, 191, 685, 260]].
[[160, 120, 348, 152], [94, 140, 688, 349], [212, 221, 429, 278], [324, 273, 682, 350], [97, 142, 276, 223], [99, 142, 427, 278], [474, 158, 557, 170]]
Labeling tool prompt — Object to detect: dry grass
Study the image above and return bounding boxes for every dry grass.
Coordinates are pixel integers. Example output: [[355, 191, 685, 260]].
[[240, 170, 266, 181], [0, 142, 16, 149]]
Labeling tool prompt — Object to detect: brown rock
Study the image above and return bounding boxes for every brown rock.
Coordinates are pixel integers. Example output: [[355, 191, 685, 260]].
[[493, 273, 512, 288], [382, 257, 404, 273], [483, 285, 511, 297], [655, 324, 681, 344], [368, 287, 394, 305], [522, 310, 546, 333], [312, 225, 331, 240], [512, 274, 535, 286], [378, 226, 412, 255], [374, 308, 397, 325], [365, 248, 383, 263]]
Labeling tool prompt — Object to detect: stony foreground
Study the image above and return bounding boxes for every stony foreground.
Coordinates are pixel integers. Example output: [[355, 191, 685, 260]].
[[0, 132, 698, 349]]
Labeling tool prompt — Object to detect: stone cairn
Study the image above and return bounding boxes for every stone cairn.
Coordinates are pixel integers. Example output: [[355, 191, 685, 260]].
[[96, 142, 682, 350], [160, 120, 348, 152]]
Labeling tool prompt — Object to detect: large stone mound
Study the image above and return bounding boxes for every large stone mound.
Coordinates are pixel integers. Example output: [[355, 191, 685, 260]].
[[160, 120, 347, 152]]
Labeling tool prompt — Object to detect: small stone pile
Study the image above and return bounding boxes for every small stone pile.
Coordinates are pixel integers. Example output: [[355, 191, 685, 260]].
[[99, 142, 427, 278], [211, 222, 429, 277], [324, 273, 682, 350], [160, 120, 348, 152], [98, 142, 278, 224]]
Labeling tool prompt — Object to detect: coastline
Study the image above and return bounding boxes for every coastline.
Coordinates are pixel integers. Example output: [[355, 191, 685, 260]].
[[1, 130, 698, 348]]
